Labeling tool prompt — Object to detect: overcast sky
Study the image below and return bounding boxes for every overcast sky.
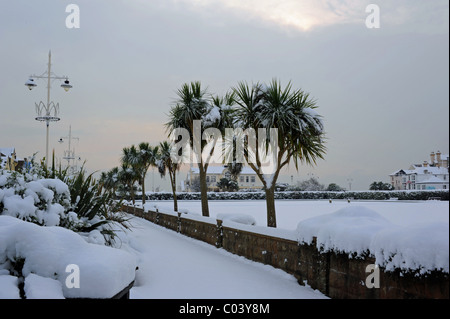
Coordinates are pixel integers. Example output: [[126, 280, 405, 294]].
[[0, 0, 448, 191]]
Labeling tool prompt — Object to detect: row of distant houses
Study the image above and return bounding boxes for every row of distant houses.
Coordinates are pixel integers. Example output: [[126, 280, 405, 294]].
[[389, 150, 449, 190], [0, 147, 30, 171], [183, 150, 449, 192]]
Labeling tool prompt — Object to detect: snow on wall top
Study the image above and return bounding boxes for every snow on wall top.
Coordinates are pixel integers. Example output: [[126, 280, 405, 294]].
[[296, 206, 449, 274]]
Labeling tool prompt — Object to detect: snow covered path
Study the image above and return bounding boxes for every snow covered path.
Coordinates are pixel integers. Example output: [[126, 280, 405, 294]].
[[122, 215, 328, 299]]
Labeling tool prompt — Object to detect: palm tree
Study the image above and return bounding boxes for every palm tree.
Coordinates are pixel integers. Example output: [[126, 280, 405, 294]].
[[232, 79, 326, 227], [157, 141, 180, 212], [117, 162, 140, 205], [120, 146, 141, 205], [165, 81, 211, 217], [122, 144, 159, 205], [99, 166, 120, 197], [136, 142, 159, 205]]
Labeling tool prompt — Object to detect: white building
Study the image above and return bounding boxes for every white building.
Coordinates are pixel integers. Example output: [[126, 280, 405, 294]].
[[185, 165, 263, 192], [390, 151, 449, 190]]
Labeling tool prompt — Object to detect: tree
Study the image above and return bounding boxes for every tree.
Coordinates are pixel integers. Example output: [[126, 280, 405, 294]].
[[232, 79, 326, 227], [166, 81, 210, 216], [121, 143, 159, 204], [99, 166, 120, 197], [120, 147, 141, 204], [297, 177, 325, 191], [136, 142, 159, 205], [166, 82, 234, 217], [326, 183, 344, 191], [369, 181, 394, 190], [217, 177, 239, 192], [157, 141, 180, 211]]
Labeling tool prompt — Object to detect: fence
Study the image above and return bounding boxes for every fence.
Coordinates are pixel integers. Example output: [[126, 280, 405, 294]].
[[122, 205, 449, 299]]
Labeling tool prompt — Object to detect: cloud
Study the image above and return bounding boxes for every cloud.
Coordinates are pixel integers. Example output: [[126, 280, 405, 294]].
[[172, 0, 448, 33]]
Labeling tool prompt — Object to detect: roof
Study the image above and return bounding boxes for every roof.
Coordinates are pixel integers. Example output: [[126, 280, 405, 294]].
[[0, 147, 15, 157], [415, 176, 449, 184], [410, 165, 448, 175]]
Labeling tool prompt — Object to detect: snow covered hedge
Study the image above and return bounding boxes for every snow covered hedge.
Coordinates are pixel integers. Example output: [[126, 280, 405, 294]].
[[139, 189, 449, 201], [296, 206, 449, 275]]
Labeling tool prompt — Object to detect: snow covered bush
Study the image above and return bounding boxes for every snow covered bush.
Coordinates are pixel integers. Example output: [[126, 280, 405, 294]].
[[0, 168, 129, 246], [0, 215, 136, 299], [296, 206, 449, 275], [0, 170, 72, 227]]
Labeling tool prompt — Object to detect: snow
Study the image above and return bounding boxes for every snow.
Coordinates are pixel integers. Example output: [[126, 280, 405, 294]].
[[0, 215, 137, 299], [1, 193, 448, 298], [296, 205, 449, 274], [202, 105, 221, 126], [216, 213, 256, 225], [24, 274, 65, 299], [120, 216, 327, 299], [144, 199, 449, 275], [0, 275, 20, 299], [296, 206, 393, 256]]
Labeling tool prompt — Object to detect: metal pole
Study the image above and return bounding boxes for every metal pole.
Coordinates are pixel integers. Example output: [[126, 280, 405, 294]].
[[45, 51, 52, 169]]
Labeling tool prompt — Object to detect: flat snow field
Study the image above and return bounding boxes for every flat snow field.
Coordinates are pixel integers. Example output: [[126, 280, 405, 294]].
[[145, 199, 449, 229]]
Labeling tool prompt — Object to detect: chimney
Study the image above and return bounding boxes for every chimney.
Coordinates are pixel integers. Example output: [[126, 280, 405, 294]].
[[423, 161, 428, 167], [436, 150, 441, 162], [430, 152, 435, 164]]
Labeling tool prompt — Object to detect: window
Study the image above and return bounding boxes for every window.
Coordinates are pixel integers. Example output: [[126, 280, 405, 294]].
[[240, 176, 244, 182], [251, 176, 255, 183], [211, 176, 216, 183], [206, 176, 210, 183], [246, 176, 249, 183]]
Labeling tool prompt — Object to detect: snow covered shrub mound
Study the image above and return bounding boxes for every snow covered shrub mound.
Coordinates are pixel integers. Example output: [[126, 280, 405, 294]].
[[0, 171, 72, 227], [0, 215, 136, 299], [371, 222, 449, 275], [296, 206, 449, 274], [0, 169, 129, 246], [217, 213, 257, 225], [297, 206, 393, 256]]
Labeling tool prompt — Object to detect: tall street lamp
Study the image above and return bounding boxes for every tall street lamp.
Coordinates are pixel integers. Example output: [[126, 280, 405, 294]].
[[25, 50, 72, 169]]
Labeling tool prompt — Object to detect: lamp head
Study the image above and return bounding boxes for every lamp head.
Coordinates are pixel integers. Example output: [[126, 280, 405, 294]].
[[61, 79, 72, 92], [25, 78, 37, 90]]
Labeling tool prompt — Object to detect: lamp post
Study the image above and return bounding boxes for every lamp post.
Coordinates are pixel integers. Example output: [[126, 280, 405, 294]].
[[58, 125, 79, 175], [25, 50, 72, 169], [347, 178, 353, 191]]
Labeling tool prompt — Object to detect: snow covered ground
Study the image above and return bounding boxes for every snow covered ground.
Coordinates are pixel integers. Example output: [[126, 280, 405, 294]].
[[1, 197, 447, 299], [145, 199, 448, 230], [141, 199, 449, 275], [121, 216, 327, 299]]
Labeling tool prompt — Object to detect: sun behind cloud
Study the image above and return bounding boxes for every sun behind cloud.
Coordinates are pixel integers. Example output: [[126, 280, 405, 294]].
[[184, 0, 368, 31]]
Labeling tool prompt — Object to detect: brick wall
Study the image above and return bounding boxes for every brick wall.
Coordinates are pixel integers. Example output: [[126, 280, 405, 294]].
[[122, 205, 449, 299]]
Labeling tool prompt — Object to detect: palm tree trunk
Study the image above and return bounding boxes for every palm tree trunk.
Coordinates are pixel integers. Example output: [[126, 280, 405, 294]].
[[170, 170, 178, 212], [141, 176, 146, 205], [265, 186, 277, 228], [198, 164, 209, 217]]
